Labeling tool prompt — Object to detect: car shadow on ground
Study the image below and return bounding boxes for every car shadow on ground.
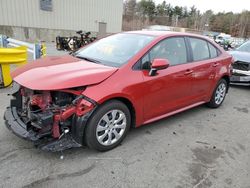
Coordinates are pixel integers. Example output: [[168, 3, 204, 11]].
[[36, 104, 213, 159], [230, 85, 250, 91]]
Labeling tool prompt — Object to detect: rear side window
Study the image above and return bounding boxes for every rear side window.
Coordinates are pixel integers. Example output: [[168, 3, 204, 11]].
[[142, 37, 187, 69], [189, 38, 210, 61], [208, 43, 218, 58]]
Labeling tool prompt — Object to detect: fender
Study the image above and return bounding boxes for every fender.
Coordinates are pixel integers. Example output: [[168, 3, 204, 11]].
[[71, 106, 98, 145], [84, 92, 143, 127]]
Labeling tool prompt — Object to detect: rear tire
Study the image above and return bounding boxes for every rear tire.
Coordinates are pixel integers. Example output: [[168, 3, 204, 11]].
[[207, 79, 228, 108], [85, 100, 131, 151]]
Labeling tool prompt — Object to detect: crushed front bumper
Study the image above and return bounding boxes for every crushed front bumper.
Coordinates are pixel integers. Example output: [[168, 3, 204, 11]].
[[4, 107, 82, 152], [230, 69, 250, 86]]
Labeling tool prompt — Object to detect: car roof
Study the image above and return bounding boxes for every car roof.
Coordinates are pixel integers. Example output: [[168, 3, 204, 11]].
[[124, 30, 208, 40]]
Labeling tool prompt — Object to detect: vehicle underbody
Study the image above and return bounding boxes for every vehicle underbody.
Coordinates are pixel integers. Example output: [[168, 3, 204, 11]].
[[4, 82, 97, 152], [230, 61, 250, 86]]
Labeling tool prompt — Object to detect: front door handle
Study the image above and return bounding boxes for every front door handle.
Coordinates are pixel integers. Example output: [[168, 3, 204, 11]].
[[213, 62, 219, 67], [184, 69, 193, 75]]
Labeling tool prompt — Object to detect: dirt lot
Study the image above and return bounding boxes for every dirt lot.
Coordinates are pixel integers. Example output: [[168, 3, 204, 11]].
[[0, 44, 250, 188]]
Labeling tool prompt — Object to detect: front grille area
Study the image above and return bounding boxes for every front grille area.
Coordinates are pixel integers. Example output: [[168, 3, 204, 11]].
[[232, 61, 250, 71], [233, 72, 248, 76]]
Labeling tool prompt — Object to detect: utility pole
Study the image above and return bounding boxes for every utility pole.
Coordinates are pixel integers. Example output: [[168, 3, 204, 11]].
[[172, 15, 179, 27], [175, 15, 179, 27]]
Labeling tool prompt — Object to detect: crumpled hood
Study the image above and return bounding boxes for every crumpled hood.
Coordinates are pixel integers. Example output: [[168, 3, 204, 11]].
[[12, 55, 118, 90], [228, 50, 250, 63]]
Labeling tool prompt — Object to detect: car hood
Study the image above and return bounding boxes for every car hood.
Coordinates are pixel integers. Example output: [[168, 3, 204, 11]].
[[228, 50, 250, 63], [12, 55, 118, 90]]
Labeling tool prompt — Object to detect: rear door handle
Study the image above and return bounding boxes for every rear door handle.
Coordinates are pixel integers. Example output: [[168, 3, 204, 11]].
[[213, 63, 219, 67], [184, 69, 193, 75]]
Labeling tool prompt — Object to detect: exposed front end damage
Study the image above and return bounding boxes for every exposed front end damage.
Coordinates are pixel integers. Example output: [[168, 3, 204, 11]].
[[4, 82, 97, 152], [230, 61, 250, 86]]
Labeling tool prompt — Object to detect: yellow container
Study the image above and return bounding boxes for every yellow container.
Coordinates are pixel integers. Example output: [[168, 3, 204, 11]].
[[0, 46, 27, 87], [41, 43, 46, 57]]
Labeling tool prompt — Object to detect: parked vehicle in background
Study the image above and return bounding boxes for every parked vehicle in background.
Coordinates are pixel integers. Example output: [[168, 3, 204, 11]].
[[215, 34, 231, 44], [214, 34, 233, 51], [56, 31, 96, 52], [230, 38, 246, 49], [229, 40, 250, 86], [4, 31, 232, 152], [143, 25, 171, 31]]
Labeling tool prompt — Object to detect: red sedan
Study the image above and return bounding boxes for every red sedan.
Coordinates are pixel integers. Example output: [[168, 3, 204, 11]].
[[4, 31, 232, 152]]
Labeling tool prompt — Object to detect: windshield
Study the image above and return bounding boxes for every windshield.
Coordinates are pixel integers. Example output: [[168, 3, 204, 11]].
[[75, 33, 155, 67], [237, 41, 250, 53]]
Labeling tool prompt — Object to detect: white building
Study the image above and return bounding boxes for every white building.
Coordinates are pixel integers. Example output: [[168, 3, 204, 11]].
[[0, 0, 123, 41]]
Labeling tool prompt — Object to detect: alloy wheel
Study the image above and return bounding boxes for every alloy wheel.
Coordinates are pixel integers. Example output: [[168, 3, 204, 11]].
[[96, 110, 127, 146], [214, 82, 226, 105]]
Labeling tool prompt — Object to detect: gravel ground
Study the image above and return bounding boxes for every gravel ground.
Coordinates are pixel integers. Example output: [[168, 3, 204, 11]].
[[0, 43, 250, 188]]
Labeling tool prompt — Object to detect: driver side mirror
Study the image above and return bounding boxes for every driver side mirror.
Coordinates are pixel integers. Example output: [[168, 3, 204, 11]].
[[149, 59, 170, 76]]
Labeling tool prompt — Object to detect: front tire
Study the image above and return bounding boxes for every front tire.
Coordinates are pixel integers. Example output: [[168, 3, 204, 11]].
[[85, 100, 131, 151], [207, 79, 228, 108]]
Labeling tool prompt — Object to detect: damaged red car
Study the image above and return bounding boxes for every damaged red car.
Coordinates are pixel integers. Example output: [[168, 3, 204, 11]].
[[4, 31, 232, 152]]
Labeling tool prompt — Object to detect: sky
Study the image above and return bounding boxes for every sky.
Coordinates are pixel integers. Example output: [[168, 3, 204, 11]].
[[153, 0, 250, 13]]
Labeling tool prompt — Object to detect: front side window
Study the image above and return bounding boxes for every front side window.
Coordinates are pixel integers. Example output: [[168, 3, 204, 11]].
[[190, 38, 210, 61], [142, 37, 188, 69]]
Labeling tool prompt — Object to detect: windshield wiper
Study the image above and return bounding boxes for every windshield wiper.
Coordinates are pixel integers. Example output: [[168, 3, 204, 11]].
[[75, 55, 102, 64]]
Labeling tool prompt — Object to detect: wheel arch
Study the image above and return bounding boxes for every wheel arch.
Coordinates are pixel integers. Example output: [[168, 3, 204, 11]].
[[221, 74, 230, 93], [101, 97, 136, 128], [74, 96, 137, 146]]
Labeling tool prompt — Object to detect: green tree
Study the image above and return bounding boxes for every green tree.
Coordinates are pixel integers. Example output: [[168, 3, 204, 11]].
[[183, 6, 189, 18], [123, 0, 250, 37], [166, 3, 173, 17], [156, 1, 167, 16], [199, 10, 213, 30], [124, 0, 137, 16], [187, 5, 198, 28], [137, 0, 156, 20], [173, 6, 183, 18]]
